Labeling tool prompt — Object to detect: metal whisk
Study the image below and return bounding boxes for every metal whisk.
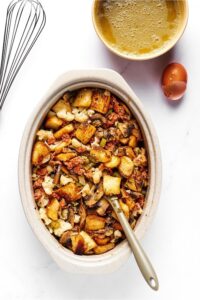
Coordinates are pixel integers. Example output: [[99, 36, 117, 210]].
[[0, 0, 46, 110]]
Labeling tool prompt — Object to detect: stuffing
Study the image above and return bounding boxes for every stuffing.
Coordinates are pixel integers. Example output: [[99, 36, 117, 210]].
[[32, 88, 148, 256]]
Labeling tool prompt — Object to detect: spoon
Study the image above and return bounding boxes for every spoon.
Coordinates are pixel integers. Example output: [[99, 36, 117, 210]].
[[109, 197, 159, 291]]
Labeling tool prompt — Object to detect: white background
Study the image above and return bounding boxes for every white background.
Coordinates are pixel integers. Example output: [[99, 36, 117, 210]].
[[0, 0, 199, 299]]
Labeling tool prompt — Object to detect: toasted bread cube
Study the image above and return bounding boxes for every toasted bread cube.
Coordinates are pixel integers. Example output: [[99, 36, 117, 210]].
[[45, 116, 63, 130], [75, 124, 96, 144], [46, 199, 60, 221], [105, 156, 121, 168], [125, 178, 137, 191], [124, 196, 136, 211], [94, 236, 110, 246], [121, 188, 136, 207], [73, 89, 92, 108], [94, 243, 115, 254], [79, 231, 97, 252], [92, 168, 103, 184], [119, 138, 129, 145], [132, 128, 142, 140], [90, 148, 111, 163], [57, 182, 81, 202], [90, 90, 111, 114], [119, 199, 130, 219], [125, 146, 135, 159], [52, 98, 71, 113], [56, 152, 77, 162], [71, 234, 85, 255], [54, 124, 74, 139], [129, 135, 137, 148], [103, 175, 121, 195], [32, 141, 50, 165], [85, 215, 106, 231], [47, 111, 56, 118], [118, 156, 134, 178]]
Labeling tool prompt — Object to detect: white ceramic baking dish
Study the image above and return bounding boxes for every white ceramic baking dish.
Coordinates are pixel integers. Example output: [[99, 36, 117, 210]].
[[18, 69, 162, 274]]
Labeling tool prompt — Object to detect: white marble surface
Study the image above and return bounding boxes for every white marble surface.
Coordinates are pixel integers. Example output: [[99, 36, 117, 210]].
[[0, 0, 200, 299]]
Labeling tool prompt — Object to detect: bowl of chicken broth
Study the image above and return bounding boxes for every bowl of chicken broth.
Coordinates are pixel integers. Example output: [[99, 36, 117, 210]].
[[92, 0, 188, 60]]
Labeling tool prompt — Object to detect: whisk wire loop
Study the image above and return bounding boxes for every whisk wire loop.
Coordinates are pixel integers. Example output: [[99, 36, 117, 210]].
[[0, 0, 46, 109]]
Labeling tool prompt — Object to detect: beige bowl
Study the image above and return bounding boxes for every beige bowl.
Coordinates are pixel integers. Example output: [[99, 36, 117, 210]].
[[92, 0, 189, 61], [18, 69, 162, 274]]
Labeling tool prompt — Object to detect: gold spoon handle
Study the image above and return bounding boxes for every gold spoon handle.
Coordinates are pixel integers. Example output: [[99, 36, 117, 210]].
[[111, 198, 159, 291]]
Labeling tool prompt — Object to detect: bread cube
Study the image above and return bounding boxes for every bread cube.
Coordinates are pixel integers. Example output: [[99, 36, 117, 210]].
[[57, 182, 81, 202], [125, 146, 135, 159], [119, 199, 130, 219], [90, 90, 111, 114], [54, 124, 74, 139], [79, 231, 97, 252], [32, 141, 50, 165], [75, 124, 96, 144], [94, 236, 110, 246], [90, 148, 111, 163], [56, 152, 77, 162], [45, 116, 63, 130], [118, 156, 134, 177], [94, 243, 115, 254], [85, 215, 106, 231], [129, 135, 137, 148], [103, 175, 121, 195], [125, 178, 137, 191], [46, 199, 60, 221], [73, 89, 92, 108], [124, 196, 136, 212], [105, 156, 121, 168], [52, 98, 71, 113]]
